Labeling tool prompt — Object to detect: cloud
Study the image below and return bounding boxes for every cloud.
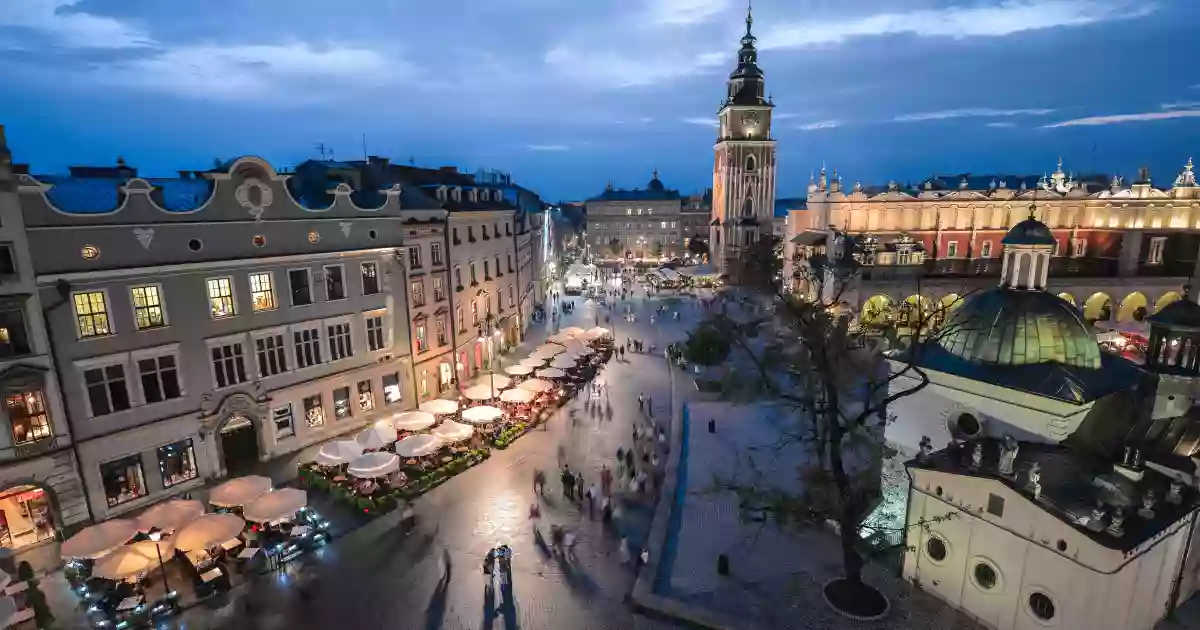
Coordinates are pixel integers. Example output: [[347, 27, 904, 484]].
[[544, 45, 725, 88], [985, 121, 1017, 128], [94, 43, 406, 101], [526, 144, 570, 151], [892, 108, 1055, 122], [1043, 109, 1200, 128], [760, 0, 1152, 50], [797, 120, 840, 131], [644, 0, 733, 26], [1162, 101, 1200, 110], [773, 112, 802, 120], [682, 117, 718, 127], [0, 0, 153, 49]]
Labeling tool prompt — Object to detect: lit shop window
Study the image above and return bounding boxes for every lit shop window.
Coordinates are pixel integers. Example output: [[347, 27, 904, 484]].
[[383, 372, 402, 405], [157, 438, 198, 488]]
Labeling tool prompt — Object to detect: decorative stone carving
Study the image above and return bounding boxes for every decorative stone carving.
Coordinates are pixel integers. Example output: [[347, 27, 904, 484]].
[[133, 227, 155, 249], [339, 221, 352, 237], [969, 442, 983, 471], [1107, 510, 1125, 537], [1138, 489, 1157, 519], [1027, 462, 1042, 500], [998, 435, 1019, 478], [1168, 481, 1184, 505], [252, 380, 267, 402], [1086, 502, 1107, 532], [917, 435, 932, 463], [199, 394, 217, 417], [235, 178, 273, 221]]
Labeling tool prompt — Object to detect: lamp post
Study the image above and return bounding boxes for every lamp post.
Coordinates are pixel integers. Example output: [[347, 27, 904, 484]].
[[147, 531, 171, 599]]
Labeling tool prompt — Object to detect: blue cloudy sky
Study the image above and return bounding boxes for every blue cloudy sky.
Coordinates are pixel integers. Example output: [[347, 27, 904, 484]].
[[1, 0, 1198, 200]]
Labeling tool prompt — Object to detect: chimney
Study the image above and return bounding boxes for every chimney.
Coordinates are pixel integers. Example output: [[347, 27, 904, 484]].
[[1138, 167, 1151, 184]]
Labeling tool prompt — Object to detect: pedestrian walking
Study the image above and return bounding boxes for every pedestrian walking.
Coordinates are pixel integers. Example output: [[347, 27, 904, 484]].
[[618, 537, 631, 564], [616, 446, 624, 462], [533, 468, 545, 494], [600, 464, 613, 496], [624, 448, 634, 471], [562, 466, 575, 499], [586, 484, 597, 518], [637, 393, 645, 410], [646, 395, 653, 415], [576, 472, 585, 501]]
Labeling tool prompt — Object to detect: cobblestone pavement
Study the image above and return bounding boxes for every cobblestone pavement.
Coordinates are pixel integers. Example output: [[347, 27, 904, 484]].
[[85, 279, 705, 630]]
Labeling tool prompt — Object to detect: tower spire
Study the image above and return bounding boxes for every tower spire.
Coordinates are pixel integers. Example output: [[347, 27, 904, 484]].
[[745, 0, 753, 38]]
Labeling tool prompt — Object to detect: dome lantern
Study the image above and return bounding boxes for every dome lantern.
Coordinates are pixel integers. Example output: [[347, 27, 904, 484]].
[[1145, 285, 1200, 375], [999, 205, 1056, 291]]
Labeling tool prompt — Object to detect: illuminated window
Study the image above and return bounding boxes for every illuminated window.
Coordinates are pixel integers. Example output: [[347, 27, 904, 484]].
[[248, 272, 276, 311], [157, 439, 197, 488], [416, 324, 427, 353], [304, 394, 325, 427], [7, 390, 50, 445], [130, 285, 166, 330], [382, 372, 402, 405], [361, 262, 380, 295], [206, 277, 236, 319], [73, 291, 111, 338]]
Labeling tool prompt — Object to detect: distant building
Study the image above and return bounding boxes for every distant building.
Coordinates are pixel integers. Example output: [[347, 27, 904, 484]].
[[709, 5, 777, 280], [787, 158, 1200, 331], [585, 171, 684, 262]]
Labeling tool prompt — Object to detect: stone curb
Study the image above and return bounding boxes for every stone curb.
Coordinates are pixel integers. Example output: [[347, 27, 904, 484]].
[[629, 352, 738, 630]]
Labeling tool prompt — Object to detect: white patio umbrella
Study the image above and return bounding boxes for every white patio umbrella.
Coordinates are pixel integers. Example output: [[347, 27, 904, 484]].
[[500, 388, 535, 404], [534, 368, 566, 379], [396, 434, 445, 457], [563, 339, 587, 350], [519, 378, 554, 393], [243, 488, 309, 523], [432, 419, 475, 443], [315, 440, 364, 466], [586, 327, 611, 339], [174, 513, 246, 552], [550, 356, 579, 369], [561, 326, 586, 337], [572, 345, 596, 356], [547, 332, 574, 344], [347, 452, 401, 479], [137, 499, 204, 533], [93, 540, 173, 580], [209, 475, 272, 508], [519, 357, 547, 368], [419, 399, 459, 415], [61, 519, 138, 560], [470, 374, 511, 390], [461, 405, 504, 425], [463, 384, 499, 401], [356, 423, 396, 450], [504, 364, 534, 376], [392, 410, 437, 431], [535, 343, 566, 355]]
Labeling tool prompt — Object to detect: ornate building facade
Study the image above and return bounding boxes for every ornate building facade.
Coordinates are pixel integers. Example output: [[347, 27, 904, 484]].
[[709, 6, 777, 279], [787, 158, 1200, 330], [585, 171, 685, 262]]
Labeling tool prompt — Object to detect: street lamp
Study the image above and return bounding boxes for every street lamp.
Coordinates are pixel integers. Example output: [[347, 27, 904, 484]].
[[147, 531, 172, 601]]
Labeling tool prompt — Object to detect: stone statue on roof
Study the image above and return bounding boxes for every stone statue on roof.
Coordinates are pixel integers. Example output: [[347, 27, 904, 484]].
[[1027, 461, 1042, 499], [998, 435, 1019, 478]]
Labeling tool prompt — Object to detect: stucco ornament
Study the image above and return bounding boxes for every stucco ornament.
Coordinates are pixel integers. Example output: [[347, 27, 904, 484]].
[[1168, 481, 1184, 505], [133, 227, 154, 250], [339, 221, 352, 237], [235, 178, 273, 221], [1027, 462, 1042, 500], [998, 435, 1019, 478], [969, 442, 983, 471]]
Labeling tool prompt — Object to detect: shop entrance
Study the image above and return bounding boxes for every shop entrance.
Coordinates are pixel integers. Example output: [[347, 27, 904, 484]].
[[0, 485, 56, 550], [219, 414, 259, 477]]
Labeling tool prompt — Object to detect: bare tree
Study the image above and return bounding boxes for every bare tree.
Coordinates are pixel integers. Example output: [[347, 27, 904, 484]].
[[701, 234, 971, 612]]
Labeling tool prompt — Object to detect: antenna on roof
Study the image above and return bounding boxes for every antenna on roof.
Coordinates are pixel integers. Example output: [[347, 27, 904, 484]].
[[315, 143, 329, 161], [362, 134, 368, 161], [409, 156, 416, 166]]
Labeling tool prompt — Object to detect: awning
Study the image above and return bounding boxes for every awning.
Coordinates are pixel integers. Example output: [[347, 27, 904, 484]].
[[790, 230, 827, 246]]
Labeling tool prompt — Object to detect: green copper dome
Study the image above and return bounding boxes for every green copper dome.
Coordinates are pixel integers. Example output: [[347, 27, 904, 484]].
[[937, 289, 1101, 369]]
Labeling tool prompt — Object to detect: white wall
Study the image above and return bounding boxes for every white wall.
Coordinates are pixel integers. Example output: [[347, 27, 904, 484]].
[[905, 470, 1189, 630]]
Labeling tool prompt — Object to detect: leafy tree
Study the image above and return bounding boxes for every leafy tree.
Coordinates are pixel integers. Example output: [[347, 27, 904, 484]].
[[700, 236, 968, 613], [682, 321, 732, 367], [608, 238, 622, 257], [687, 236, 709, 260]]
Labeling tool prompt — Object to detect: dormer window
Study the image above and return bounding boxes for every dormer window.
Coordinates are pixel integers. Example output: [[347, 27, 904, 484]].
[[468, 188, 478, 203], [436, 186, 448, 202], [451, 187, 462, 202]]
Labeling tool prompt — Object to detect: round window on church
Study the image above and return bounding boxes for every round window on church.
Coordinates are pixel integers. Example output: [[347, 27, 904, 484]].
[[924, 535, 948, 563], [972, 561, 999, 591], [1028, 592, 1056, 622]]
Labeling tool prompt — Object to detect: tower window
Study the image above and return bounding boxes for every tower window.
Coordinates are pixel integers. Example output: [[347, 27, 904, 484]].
[[742, 198, 753, 217], [745, 155, 756, 172]]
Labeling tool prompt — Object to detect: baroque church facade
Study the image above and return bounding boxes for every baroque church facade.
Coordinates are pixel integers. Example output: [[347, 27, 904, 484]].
[[709, 6, 778, 280]]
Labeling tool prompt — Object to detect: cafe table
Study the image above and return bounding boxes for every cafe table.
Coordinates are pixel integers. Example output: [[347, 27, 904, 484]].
[[117, 596, 143, 611]]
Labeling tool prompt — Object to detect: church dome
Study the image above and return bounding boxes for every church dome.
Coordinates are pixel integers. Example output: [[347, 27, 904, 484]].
[[937, 289, 1101, 369], [648, 172, 665, 191], [1001, 217, 1056, 246]]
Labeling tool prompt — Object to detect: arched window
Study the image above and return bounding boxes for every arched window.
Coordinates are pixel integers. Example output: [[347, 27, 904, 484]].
[[742, 198, 753, 217], [745, 154, 756, 172]]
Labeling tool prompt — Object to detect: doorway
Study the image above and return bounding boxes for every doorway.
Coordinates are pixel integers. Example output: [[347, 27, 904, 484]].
[[220, 415, 259, 477], [0, 485, 56, 550]]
